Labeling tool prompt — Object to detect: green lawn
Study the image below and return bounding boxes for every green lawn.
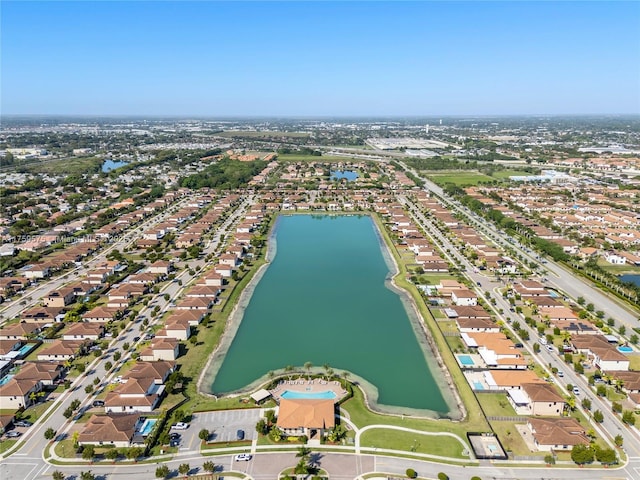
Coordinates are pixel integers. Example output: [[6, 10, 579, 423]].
[[597, 258, 640, 275], [428, 172, 494, 186], [22, 400, 52, 423], [488, 420, 532, 456], [627, 354, 640, 370], [476, 393, 517, 417], [419, 273, 455, 285], [359, 428, 467, 458], [26, 156, 103, 175], [0, 439, 17, 453]]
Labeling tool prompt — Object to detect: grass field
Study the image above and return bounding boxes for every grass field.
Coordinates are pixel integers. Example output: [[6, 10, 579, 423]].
[[359, 428, 467, 458], [428, 172, 494, 186], [597, 257, 640, 275], [26, 156, 103, 175], [476, 393, 517, 417], [428, 169, 537, 186]]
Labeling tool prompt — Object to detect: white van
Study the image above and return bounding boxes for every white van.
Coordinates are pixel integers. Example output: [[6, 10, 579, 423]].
[[539, 337, 548, 346]]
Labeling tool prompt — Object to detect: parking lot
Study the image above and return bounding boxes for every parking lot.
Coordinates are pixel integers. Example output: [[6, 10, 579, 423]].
[[178, 408, 263, 451]]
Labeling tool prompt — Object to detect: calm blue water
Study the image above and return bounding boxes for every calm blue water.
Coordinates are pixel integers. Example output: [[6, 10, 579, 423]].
[[0, 375, 13, 386], [620, 274, 640, 287], [281, 390, 337, 400], [618, 346, 634, 353], [102, 159, 129, 172], [331, 170, 358, 181], [210, 215, 450, 414]]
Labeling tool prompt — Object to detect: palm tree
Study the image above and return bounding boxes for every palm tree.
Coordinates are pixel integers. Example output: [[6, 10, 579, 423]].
[[284, 365, 294, 380], [296, 445, 311, 461], [323, 363, 331, 380], [565, 395, 576, 414], [341, 370, 351, 387], [304, 361, 313, 379]]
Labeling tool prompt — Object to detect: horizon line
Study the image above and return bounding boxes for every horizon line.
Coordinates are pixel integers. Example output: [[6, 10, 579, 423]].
[[2, 113, 639, 120]]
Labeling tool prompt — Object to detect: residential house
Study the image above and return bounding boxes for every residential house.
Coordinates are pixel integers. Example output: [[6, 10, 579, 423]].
[[139, 338, 180, 362], [527, 418, 589, 452], [77, 414, 140, 448], [451, 288, 478, 307], [43, 287, 76, 308], [0, 322, 44, 340], [0, 377, 42, 409], [508, 382, 566, 416], [62, 322, 104, 341], [36, 340, 86, 361], [571, 335, 630, 372], [104, 361, 173, 413], [13, 361, 63, 386]]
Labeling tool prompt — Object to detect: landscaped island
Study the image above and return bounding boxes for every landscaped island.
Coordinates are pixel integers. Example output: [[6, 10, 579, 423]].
[[201, 214, 459, 417]]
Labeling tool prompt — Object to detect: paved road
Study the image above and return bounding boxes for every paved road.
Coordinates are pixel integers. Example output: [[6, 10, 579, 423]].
[[404, 168, 639, 331], [1, 450, 639, 480]]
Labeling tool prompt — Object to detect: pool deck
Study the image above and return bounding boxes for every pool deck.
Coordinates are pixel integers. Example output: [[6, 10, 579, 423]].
[[270, 377, 348, 403]]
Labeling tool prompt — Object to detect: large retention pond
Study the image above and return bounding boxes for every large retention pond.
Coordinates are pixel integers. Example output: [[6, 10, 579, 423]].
[[206, 214, 455, 416]]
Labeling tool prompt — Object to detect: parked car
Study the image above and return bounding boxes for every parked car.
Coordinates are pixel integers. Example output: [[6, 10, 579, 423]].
[[557, 370, 564, 377], [171, 422, 189, 430], [236, 429, 245, 440], [13, 420, 32, 428], [573, 387, 581, 395], [92, 400, 105, 407], [234, 453, 252, 461], [5, 431, 22, 438], [169, 432, 181, 440]]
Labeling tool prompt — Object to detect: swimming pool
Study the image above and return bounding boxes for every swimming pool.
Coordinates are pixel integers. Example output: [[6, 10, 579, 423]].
[[0, 375, 13, 386], [618, 346, 633, 353], [281, 390, 337, 400], [473, 381, 484, 390], [18, 344, 35, 356], [137, 419, 157, 436], [458, 355, 474, 366]]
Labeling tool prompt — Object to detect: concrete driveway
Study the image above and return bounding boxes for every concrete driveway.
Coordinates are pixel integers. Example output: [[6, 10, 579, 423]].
[[181, 408, 263, 450]]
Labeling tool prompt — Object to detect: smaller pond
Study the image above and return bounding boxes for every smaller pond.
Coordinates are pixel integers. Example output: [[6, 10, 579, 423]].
[[331, 170, 358, 181], [102, 159, 129, 172], [619, 274, 640, 287]]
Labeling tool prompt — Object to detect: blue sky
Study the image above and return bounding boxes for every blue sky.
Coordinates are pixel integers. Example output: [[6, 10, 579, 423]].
[[2, 1, 639, 116]]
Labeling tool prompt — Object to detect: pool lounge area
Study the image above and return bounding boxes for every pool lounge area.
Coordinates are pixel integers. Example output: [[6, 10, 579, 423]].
[[270, 377, 348, 403], [455, 353, 485, 369]]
